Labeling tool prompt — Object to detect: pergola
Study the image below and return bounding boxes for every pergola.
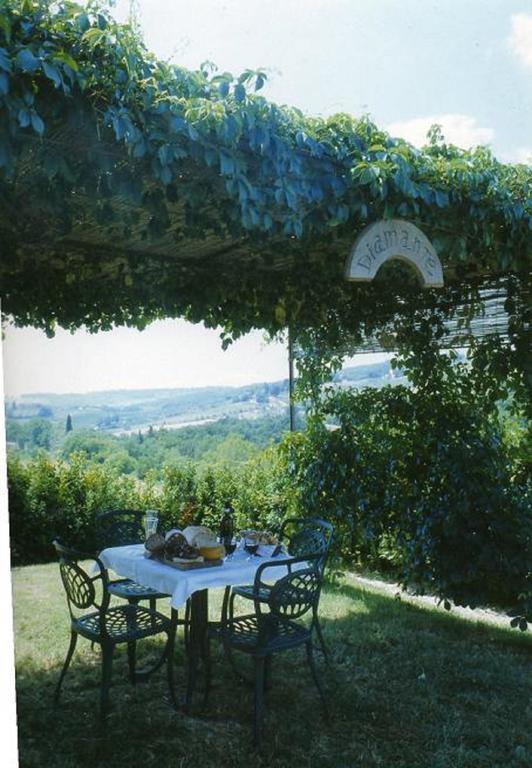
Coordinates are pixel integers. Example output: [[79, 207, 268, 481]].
[[0, 2, 530, 387]]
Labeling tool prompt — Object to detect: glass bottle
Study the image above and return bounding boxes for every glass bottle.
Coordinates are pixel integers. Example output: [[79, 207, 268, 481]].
[[219, 504, 234, 548]]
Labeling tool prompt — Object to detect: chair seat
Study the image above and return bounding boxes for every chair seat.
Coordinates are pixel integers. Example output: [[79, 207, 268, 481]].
[[107, 578, 168, 601], [233, 583, 313, 607], [232, 584, 272, 602], [74, 605, 171, 643], [215, 613, 311, 655]]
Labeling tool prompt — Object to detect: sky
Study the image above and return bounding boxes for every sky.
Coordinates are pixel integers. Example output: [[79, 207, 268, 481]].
[[2, 0, 531, 396]]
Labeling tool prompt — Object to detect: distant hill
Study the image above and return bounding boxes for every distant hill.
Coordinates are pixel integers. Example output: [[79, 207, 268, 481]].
[[5, 360, 404, 434]]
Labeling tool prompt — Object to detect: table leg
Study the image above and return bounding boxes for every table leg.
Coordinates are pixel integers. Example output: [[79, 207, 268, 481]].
[[135, 608, 179, 682], [184, 589, 208, 714]]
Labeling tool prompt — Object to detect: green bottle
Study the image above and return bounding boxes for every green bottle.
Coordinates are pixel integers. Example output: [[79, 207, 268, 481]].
[[219, 504, 234, 547]]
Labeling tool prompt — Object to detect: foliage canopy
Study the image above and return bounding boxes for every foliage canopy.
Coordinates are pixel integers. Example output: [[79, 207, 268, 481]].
[[0, 0, 530, 347]]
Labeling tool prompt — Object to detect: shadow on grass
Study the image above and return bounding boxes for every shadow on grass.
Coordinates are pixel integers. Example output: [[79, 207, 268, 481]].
[[15, 584, 532, 768], [332, 581, 532, 652]]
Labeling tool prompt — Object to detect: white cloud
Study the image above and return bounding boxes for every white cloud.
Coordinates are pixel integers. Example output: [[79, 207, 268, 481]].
[[386, 114, 494, 150], [508, 13, 532, 68], [506, 146, 532, 164]]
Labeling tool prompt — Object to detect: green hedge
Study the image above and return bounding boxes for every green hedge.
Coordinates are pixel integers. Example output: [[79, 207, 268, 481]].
[[7, 450, 286, 565]]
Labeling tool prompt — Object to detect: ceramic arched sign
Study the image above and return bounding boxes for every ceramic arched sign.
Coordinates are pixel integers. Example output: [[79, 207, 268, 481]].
[[345, 219, 444, 287]]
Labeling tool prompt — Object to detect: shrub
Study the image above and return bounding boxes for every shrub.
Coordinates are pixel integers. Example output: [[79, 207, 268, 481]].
[[7, 451, 285, 565], [279, 359, 532, 620], [8, 452, 143, 563]]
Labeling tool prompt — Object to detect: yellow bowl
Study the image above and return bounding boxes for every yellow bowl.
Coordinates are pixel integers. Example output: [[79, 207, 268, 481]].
[[199, 544, 225, 561]]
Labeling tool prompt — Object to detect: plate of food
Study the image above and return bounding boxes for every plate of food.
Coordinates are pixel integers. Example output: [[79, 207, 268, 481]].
[[239, 529, 282, 558], [145, 529, 224, 569]]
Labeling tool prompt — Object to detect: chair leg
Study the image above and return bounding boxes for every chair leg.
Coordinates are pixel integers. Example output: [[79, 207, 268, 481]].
[[54, 630, 77, 704], [149, 596, 157, 630], [313, 609, 329, 662], [264, 654, 272, 692], [184, 599, 191, 653], [100, 643, 114, 721], [306, 640, 328, 720], [203, 635, 212, 708], [127, 641, 137, 684], [253, 657, 266, 746], [166, 612, 178, 710]]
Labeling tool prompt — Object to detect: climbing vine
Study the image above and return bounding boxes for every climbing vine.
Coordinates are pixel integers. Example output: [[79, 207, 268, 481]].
[[0, 0, 529, 341]]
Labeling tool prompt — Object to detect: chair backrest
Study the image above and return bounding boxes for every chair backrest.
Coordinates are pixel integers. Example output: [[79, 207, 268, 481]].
[[280, 517, 333, 568], [255, 554, 323, 621], [96, 508, 145, 550], [53, 540, 110, 621]]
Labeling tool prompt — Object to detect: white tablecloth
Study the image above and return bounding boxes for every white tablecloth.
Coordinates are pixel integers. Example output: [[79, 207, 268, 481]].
[[98, 544, 297, 609]]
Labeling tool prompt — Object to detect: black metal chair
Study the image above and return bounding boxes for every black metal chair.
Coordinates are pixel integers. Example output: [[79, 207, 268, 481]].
[[96, 509, 169, 609], [207, 554, 328, 744], [232, 517, 333, 659], [53, 540, 177, 720]]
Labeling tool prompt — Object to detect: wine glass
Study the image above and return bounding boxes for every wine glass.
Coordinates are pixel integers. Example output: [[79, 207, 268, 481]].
[[224, 538, 237, 560], [143, 509, 159, 540], [244, 535, 259, 558]]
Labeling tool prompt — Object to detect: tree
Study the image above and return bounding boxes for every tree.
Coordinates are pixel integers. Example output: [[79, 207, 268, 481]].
[[65, 414, 73, 433]]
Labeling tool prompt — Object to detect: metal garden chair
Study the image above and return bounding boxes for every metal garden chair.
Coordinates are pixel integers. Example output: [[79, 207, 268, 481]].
[[232, 517, 333, 659], [207, 554, 328, 744], [53, 540, 178, 720], [96, 508, 169, 609]]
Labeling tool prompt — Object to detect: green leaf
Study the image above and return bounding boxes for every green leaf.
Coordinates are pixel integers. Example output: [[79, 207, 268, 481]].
[[17, 108, 30, 128], [132, 139, 146, 158], [234, 83, 246, 103], [0, 71, 8, 95], [383, 202, 395, 219], [112, 116, 127, 140], [158, 144, 171, 165], [53, 50, 79, 71], [274, 302, 286, 325], [0, 14, 11, 43], [30, 111, 45, 136], [218, 80, 230, 97], [42, 61, 61, 88], [81, 27, 107, 48], [160, 165, 172, 184], [76, 13, 90, 33], [16, 48, 40, 73], [0, 47, 11, 72], [238, 69, 254, 84], [219, 151, 234, 175]]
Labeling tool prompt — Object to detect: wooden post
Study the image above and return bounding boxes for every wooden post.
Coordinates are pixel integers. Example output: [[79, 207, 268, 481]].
[[288, 327, 296, 432]]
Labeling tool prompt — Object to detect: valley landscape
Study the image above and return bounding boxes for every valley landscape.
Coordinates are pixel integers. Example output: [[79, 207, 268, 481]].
[[5, 361, 401, 472]]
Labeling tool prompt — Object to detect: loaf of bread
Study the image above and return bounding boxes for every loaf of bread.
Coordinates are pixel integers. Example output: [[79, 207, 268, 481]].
[[145, 533, 166, 556], [165, 532, 200, 560], [182, 525, 216, 547]]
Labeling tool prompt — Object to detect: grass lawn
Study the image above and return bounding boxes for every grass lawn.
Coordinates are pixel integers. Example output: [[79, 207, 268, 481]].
[[11, 562, 532, 768]]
